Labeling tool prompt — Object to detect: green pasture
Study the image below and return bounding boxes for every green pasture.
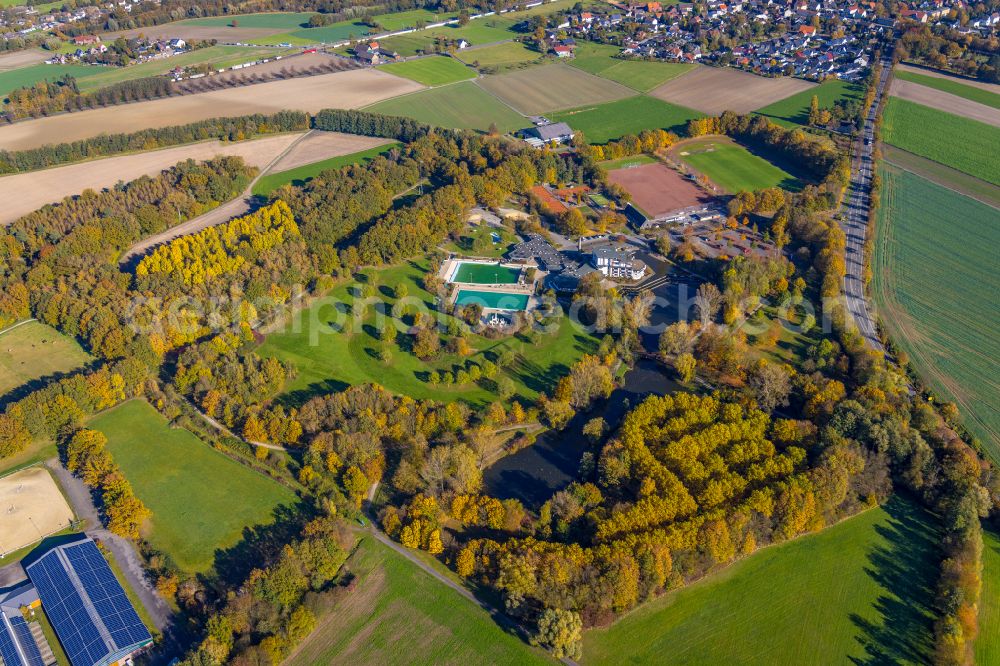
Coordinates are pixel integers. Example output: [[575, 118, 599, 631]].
[[583, 496, 939, 665], [378, 55, 475, 86], [378, 19, 517, 57], [883, 145, 1000, 209], [882, 97, 1000, 185], [253, 143, 398, 196], [91, 399, 297, 573], [0, 63, 107, 98], [677, 137, 803, 192], [599, 154, 657, 170], [873, 165, 1000, 458], [548, 95, 702, 143], [283, 21, 371, 44], [0, 320, 92, 399], [977, 529, 1000, 662], [257, 261, 598, 408], [370, 8, 457, 31], [894, 70, 1000, 109], [180, 12, 316, 29], [570, 41, 694, 92], [365, 81, 525, 132], [456, 42, 542, 69], [756, 78, 864, 127], [287, 535, 553, 665]]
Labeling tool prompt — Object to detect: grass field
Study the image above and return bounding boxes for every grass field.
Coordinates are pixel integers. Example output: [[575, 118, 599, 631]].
[[378, 55, 475, 86], [444, 224, 518, 258], [547, 95, 702, 143], [883, 98, 1000, 185], [0, 64, 107, 98], [181, 12, 315, 29], [0, 321, 92, 399], [90, 400, 298, 572], [599, 154, 657, 169], [756, 78, 864, 127], [883, 144, 1000, 209], [894, 70, 1000, 110], [456, 42, 542, 70], [583, 496, 939, 665], [378, 19, 518, 57], [286, 535, 553, 665], [873, 165, 1000, 458], [283, 21, 372, 44], [569, 41, 694, 92], [258, 261, 597, 407], [370, 7, 457, 30], [253, 142, 399, 196], [676, 136, 802, 192], [365, 81, 525, 132], [477, 63, 635, 115], [977, 529, 1000, 663]]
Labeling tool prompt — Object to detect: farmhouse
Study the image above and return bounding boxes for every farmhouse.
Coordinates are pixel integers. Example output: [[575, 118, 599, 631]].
[[353, 41, 400, 64], [523, 122, 575, 147], [592, 247, 647, 280]]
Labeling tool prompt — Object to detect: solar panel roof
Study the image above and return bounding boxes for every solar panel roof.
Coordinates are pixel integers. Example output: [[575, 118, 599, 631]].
[[24, 538, 151, 666], [0, 612, 45, 666]]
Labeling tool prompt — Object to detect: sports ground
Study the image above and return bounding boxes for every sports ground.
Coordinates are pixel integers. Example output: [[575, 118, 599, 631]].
[[606, 162, 713, 217], [0, 466, 74, 556], [450, 262, 520, 284]]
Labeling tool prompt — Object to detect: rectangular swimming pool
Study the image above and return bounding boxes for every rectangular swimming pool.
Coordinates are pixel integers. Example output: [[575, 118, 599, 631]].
[[451, 262, 520, 284], [455, 289, 529, 311]]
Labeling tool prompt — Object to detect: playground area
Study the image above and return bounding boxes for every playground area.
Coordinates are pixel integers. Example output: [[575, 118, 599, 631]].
[[0, 466, 75, 557]]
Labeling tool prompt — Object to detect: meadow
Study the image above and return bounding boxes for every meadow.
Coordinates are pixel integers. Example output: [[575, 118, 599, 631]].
[[0, 63, 106, 98], [181, 12, 317, 29], [253, 142, 399, 196], [257, 261, 598, 408], [477, 64, 635, 115], [0, 320, 92, 400], [365, 81, 525, 132], [882, 98, 1000, 185], [378, 55, 475, 86], [282, 21, 372, 44], [676, 137, 802, 192], [456, 42, 542, 70], [873, 165, 1000, 458], [91, 399, 298, 572], [977, 529, 1000, 663], [583, 496, 939, 665], [894, 69, 1000, 109], [756, 78, 864, 127], [286, 535, 554, 665], [547, 94, 702, 143], [569, 41, 694, 92], [369, 7, 457, 30], [378, 19, 517, 57]]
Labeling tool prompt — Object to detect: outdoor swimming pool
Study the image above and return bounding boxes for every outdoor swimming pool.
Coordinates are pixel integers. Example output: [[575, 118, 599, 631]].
[[454, 289, 529, 311], [450, 262, 520, 285]]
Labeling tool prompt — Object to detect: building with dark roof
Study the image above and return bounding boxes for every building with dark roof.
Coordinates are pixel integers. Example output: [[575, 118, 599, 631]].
[[0, 582, 47, 666], [23, 536, 151, 666]]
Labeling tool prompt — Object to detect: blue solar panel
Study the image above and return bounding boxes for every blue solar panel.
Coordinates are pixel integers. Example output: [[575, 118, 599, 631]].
[[10, 617, 45, 666], [0, 618, 23, 666]]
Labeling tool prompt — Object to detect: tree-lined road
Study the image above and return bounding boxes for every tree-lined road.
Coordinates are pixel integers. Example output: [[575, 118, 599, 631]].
[[840, 52, 893, 353]]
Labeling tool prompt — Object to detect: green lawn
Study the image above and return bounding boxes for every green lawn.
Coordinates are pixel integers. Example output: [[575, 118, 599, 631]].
[[894, 70, 1000, 109], [370, 8, 457, 31], [599, 154, 657, 170], [444, 224, 518, 258], [0, 321, 92, 398], [756, 78, 864, 127], [284, 21, 372, 44], [569, 41, 694, 92], [365, 81, 525, 132], [873, 165, 1000, 458], [253, 143, 399, 196], [180, 12, 317, 29], [583, 496, 939, 665], [0, 64, 107, 98], [977, 529, 1000, 663], [883, 97, 1000, 185], [677, 137, 802, 192], [90, 400, 298, 573], [378, 55, 475, 86], [456, 42, 542, 69], [548, 95, 702, 143], [287, 535, 554, 665], [258, 261, 597, 408]]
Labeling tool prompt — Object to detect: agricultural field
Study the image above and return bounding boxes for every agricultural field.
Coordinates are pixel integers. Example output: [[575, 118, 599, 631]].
[[370, 7, 457, 30], [456, 42, 542, 70], [977, 529, 1000, 663], [583, 496, 939, 665], [894, 68, 1000, 109], [756, 78, 864, 128], [607, 161, 713, 218], [890, 79, 1000, 128], [365, 81, 525, 132], [650, 65, 814, 114], [257, 261, 598, 408], [253, 141, 399, 196], [378, 19, 518, 57], [0, 69, 421, 151], [882, 145, 1000, 209], [378, 55, 475, 86], [675, 136, 803, 192], [0, 49, 48, 72], [873, 165, 1000, 456], [548, 94, 702, 143], [477, 64, 635, 115], [280, 21, 373, 44], [0, 63, 106, 98], [286, 535, 554, 665], [882, 98, 1000, 185], [180, 12, 317, 29], [90, 399, 298, 573], [569, 41, 695, 92], [0, 321, 92, 399]]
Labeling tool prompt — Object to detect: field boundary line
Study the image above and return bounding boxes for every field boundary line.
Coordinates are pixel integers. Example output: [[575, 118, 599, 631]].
[[884, 153, 1000, 211], [0, 318, 38, 337]]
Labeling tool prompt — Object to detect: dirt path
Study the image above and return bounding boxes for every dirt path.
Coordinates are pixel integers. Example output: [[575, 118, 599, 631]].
[[890, 78, 1000, 127]]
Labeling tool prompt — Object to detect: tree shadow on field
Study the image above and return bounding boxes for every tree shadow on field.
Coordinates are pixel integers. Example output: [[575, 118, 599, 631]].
[[275, 378, 350, 409], [209, 502, 311, 589], [849, 495, 939, 666]]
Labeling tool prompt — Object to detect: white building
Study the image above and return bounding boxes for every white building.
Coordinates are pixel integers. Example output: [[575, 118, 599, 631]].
[[592, 247, 646, 280]]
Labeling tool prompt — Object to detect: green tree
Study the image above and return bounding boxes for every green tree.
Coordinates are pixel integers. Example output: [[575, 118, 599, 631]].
[[531, 608, 583, 659]]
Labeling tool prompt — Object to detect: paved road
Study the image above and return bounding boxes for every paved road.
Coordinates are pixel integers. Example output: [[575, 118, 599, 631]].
[[839, 53, 893, 353]]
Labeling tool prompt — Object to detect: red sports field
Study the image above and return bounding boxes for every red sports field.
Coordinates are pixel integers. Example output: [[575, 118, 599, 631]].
[[607, 162, 713, 218]]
